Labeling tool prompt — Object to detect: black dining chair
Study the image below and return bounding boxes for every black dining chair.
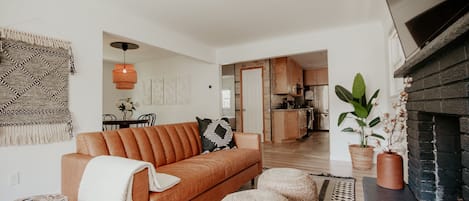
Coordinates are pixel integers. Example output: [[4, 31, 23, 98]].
[[102, 113, 118, 131], [137, 113, 156, 127]]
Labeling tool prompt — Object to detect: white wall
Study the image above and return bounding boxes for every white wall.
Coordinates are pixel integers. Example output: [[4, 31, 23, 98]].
[[0, 0, 215, 200], [105, 55, 221, 124], [217, 22, 390, 162]]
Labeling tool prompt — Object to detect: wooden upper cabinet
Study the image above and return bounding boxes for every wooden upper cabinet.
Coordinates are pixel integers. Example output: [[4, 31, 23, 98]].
[[304, 68, 328, 86], [316, 68, 328, 85], [304, 69, 317, 86], [273, 57, 303, 96], [273, 58, 290, 94]]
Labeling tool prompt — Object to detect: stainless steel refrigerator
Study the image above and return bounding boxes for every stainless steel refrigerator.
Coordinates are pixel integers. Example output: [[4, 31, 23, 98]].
[[305, 85, 329, 130]]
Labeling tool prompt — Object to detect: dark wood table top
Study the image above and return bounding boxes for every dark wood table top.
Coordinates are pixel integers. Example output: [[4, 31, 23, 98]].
[[363, 177, 416, 201], [102, 119, 148, 128]]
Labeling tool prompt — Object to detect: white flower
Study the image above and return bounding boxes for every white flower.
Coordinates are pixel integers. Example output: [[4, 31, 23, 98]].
[[117, 98, 136, 112]]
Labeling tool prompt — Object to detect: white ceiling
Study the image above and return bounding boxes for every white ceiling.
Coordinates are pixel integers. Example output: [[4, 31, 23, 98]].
[[103, 32, 178, 64], [110, 0, 381, 48], [104, 1, 387, 64], [289, 50, 328, 69]]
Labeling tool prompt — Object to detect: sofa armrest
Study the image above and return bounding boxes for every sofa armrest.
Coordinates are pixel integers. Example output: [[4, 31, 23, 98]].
[[234, 132, 263, 173], [61, 154, 149, 201], [234, 132, 261, 150], [61, 153, 92, 201], [133, 168, 149, 201]]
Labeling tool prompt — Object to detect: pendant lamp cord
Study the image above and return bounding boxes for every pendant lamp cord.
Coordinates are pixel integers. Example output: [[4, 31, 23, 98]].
[[122, 43, 128, 73]]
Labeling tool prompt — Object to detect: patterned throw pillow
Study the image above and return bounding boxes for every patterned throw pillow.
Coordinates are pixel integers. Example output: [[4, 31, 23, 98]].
[[196, 117, 237, 154]]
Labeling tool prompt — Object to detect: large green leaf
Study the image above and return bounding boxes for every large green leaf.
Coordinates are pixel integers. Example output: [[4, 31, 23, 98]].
[[352, 73, 366, 99], [360, 95, 367, 107], [335, 85, 353, 103], [342, 127, 355, 132], [369, 117, 381, 127], [371, 133, 385, 140], [367, 89, 380, 113], [338, 112, 349, 126], [351, 101, 369, 118]]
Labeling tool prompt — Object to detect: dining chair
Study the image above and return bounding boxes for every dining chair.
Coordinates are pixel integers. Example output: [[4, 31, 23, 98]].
[[137, 113, 156, 127], [102, 113, 118, 131]]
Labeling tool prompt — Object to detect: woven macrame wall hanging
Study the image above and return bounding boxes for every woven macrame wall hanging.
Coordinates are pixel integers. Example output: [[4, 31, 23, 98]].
[[0, 28, 75, 146]]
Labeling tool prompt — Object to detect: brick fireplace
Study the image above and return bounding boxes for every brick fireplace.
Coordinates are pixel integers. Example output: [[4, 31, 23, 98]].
[[395, 15, 469, 200]]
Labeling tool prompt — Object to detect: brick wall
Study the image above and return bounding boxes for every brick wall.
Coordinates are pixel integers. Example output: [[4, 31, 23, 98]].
[[404, 33, 469, 200]]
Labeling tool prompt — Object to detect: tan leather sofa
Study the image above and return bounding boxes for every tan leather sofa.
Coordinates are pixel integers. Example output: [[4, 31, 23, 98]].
[[61, 122, 262, 201]]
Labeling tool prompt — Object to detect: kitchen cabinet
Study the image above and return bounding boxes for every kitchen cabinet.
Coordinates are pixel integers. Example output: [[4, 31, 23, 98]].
[[304, 68, 328, 86], [272, 57, 303, 96], [272, 109, 307, 143]]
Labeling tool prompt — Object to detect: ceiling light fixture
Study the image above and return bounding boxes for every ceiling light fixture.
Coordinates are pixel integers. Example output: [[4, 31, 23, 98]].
[[110, 42, 139, 89]]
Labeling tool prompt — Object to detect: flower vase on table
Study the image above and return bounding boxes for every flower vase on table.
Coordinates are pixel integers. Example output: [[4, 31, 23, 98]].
[[122, 110, 133, 120], [117, 97, 136, 120]]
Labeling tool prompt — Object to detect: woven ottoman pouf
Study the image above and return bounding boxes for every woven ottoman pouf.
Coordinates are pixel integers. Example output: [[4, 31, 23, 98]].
[[257, 168, 318, 201], [222, 189, 288, 201]]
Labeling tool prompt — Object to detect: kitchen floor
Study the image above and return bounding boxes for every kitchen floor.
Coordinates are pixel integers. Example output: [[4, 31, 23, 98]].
[[262, 131, 376, 201]]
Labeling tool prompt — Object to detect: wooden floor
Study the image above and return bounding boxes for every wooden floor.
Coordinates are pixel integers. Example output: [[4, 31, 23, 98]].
[[262, 131, 375, 201]]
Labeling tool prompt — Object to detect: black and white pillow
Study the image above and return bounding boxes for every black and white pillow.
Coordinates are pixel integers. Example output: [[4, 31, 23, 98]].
[[196, 117, 236, 154]]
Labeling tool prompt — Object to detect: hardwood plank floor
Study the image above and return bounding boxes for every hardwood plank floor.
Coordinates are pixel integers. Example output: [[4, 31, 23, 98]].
[[262, 131, 375, 201]]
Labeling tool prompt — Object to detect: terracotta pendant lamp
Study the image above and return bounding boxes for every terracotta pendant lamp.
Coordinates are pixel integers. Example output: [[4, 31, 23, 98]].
[[110, 42, 139, 89]]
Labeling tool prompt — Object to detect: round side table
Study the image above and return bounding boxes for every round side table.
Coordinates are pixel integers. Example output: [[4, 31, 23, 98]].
[[15, 194, 67, 201]]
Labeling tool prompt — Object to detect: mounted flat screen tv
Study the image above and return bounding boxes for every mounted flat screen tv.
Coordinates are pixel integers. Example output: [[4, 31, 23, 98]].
[[386, 0, 469, 60]]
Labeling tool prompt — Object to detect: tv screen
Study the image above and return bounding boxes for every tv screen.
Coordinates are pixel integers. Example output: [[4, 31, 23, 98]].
[[386, 0, 469, 59]]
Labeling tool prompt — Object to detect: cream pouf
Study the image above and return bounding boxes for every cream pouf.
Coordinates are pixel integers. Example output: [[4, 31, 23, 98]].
[[222, 189, 288, 201], [257, 168, 318, 201]]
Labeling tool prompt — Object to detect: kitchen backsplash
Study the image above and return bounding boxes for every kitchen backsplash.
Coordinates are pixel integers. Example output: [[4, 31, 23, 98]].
[[271, 94, 306, 108]]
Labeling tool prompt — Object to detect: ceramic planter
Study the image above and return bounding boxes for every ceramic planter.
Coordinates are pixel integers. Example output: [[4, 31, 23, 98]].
[[377, 152, 404, 190], [348, 144, 374, 170]]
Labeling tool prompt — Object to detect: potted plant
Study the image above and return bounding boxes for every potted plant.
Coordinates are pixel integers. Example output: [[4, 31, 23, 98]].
[[376, 77, 412, 190], [335, 73, 384, 170]]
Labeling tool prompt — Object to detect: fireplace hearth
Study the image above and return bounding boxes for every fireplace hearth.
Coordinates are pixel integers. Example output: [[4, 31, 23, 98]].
[[395, 14, 469, 201]]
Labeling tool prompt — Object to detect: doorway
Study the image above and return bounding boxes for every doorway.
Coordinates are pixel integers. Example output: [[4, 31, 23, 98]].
[[241, 67, 264, 141]]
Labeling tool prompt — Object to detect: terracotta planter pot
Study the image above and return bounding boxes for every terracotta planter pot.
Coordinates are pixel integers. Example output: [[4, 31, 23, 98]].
[[377, 152, 404, 190], [348, 144, 374, 170]]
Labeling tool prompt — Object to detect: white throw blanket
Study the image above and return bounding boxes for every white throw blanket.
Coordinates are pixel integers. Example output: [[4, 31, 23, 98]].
[[78, 156, 180, 201]]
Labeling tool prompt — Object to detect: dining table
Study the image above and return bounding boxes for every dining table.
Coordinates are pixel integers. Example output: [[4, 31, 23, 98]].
[[102, 119, 149, 129]]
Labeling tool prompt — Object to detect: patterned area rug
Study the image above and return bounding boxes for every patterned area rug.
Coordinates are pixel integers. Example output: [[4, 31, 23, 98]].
[[239, 171, 355, 201], [312, 173, 355, 201]]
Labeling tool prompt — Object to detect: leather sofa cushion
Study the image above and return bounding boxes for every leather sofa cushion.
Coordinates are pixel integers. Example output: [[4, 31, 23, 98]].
[[76, 122, 202, 168], [149, 149, 260, 201]]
